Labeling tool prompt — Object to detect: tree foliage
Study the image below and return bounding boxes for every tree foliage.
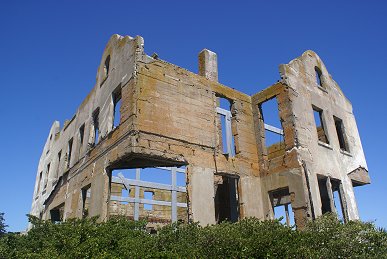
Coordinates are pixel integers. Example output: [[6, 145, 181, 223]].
[[0, 213, 7, 237], [0, 214, 386, 258]]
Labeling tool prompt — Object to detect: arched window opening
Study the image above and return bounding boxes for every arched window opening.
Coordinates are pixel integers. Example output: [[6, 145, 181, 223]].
[[112, 89, 122, 128], [216, 96, 236, 156], [315, 66, 323, 87], [104, 55, 111, 77], [92, 109, 100, 146]]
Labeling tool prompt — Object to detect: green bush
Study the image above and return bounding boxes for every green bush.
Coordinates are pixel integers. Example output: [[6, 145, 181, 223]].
[[0, 214, 386, 258], [0, 213, 7, 237]]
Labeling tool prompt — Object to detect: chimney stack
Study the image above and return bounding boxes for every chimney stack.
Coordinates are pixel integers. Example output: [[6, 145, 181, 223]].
[[198, 49, 218, 82]]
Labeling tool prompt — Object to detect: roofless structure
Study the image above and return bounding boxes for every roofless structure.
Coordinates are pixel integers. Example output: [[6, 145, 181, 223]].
[[30, 34, 370, 229]]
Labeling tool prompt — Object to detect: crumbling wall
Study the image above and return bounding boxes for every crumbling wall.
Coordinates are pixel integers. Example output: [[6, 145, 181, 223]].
[[252, 82, 312, 228], [31, 35, 370, 230], [133, 50, 263, 223], [31, 34, 142, 223], [279, 50, 369, 221]]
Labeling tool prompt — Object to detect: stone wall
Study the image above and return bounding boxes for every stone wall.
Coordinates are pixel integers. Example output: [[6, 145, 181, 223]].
[[30, 35, 370, 229]]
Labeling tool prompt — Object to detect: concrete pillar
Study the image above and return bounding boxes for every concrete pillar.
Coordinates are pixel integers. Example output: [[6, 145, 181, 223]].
[[285, 204, 290, 227], [190, 166, 216, 225], [338, 182, 349, 222], [198, 49, 218, 82], [326, 177, 336, 214]]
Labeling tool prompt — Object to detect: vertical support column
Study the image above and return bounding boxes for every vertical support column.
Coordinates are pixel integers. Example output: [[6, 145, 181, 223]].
[[285, 204, 290, 227], [198, 49, 218, 82], [134, 168, 140, 220], [171, 167, 177, 222], [326, 177, 336, 214], [338, 182, 349, 223], [101, 170, 110, 221], [190, 167, 216, 225], [254, 103, 269, 170]]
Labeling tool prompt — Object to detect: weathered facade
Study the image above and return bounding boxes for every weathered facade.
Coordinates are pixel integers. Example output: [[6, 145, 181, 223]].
[[30, 34, 370, 229]]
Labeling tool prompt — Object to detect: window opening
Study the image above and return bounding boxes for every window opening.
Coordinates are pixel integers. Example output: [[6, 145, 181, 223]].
[[269, 188, 294, 227], [176, 171, 186, 187], [141, 167, 172, 185], [56, 150, 61, 178], [79, 124, 85, 147], [143, 191, 154, 211], [37, 171, 43, 194], [313, 107, 329, 144], [92, 109, 99, 146], [274, 204, 294, 227], [333, 189, 344, 221], [113, 90, 122, 128], [44, 163, 50, 189], [47, 134, 52, 154], [216, 97, 235, 156], [110, 166, 187, 223], [67, 138, 73, 169], [50, 203, 65, 223], [121, 187, 129, 205], [318, 177, 334, 214], [318, 176, 348, 222], [214, 175, 239, 223], [219, 97, 231, 110], [315, 67, 323, 87], [82, 185, 91, 218], [259, 97, 284, 148], [104, 55, 110, 77], [333, 116, 348, 152], [331, 179, 347, 222]]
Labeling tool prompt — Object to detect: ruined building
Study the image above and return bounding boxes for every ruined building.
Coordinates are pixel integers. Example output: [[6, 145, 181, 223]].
[[30, 34, 370, 229]]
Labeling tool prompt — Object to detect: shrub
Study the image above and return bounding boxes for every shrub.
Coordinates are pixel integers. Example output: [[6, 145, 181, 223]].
[[0, 214, 386, 258]]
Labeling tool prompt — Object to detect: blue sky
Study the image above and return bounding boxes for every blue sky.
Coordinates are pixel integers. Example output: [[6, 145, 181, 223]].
[[0, 1, 386, 232]]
